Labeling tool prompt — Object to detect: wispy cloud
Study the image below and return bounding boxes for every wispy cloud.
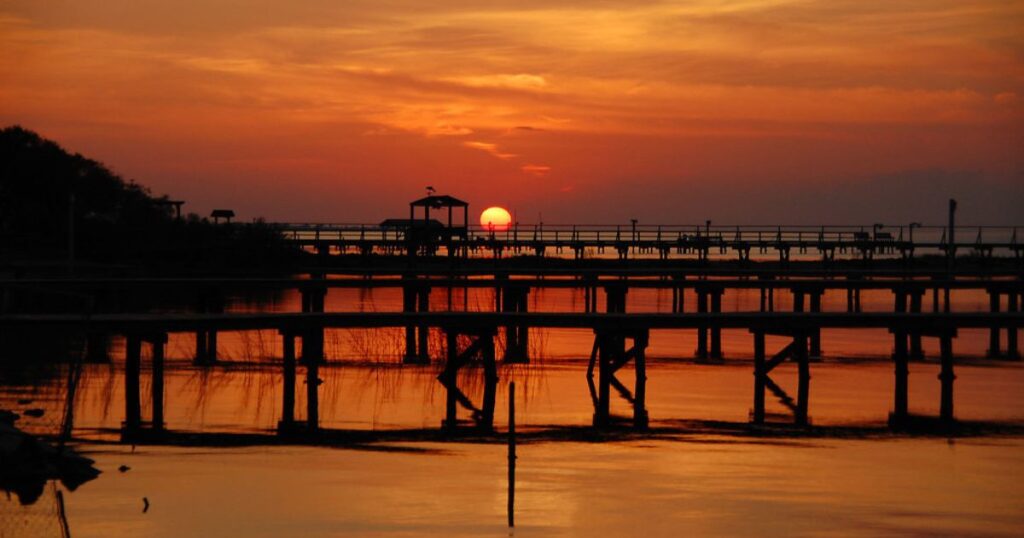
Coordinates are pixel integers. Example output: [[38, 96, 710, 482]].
[[463, 141, 517, 160], [521, 164, 551, 176], [447, 73, 548, 90]]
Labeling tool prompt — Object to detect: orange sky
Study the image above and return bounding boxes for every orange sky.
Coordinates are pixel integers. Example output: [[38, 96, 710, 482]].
[[1, 1, 1021, 224]]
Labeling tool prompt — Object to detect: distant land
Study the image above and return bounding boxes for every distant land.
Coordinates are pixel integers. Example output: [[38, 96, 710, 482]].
[[0, 126, 302, 274]]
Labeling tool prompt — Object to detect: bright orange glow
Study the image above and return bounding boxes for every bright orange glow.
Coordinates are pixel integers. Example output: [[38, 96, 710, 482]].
[[480, 206, 512, 232], [0, 2, 1020, 223]]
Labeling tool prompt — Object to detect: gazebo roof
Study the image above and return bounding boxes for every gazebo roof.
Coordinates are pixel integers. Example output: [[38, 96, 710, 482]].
[[409, 195, 468, 208]]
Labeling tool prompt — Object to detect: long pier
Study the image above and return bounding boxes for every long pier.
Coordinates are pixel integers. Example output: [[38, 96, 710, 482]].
[[279, 223, 1024, 262], [3, 303, 1022, 439], [3, 225, 1022, 440]]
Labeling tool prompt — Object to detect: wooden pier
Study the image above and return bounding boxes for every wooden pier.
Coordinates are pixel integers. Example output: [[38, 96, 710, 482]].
[[2, 216, 1021, 439], [279, 222, 1024, 264], [2, 307, 1021, 439]]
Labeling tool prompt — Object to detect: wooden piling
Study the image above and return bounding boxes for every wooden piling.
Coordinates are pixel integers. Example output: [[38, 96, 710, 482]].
[[306, 342, 320, 432], [910, 289, 925, 360], [696, 290, 708, 360], [206, 330, 218, 363], [634, 332, 648, 429], [795, 333, 810, 426], [809, 290, 822, 358], [508, 381, 516, 529], [939, 333, 955, 422], [481, 350, 498, 430], [593, 333, 611, 427], [194, 330, 208, 364], [417, 287, 430, 362], [150, 334, 166, 431], [444, 331, 459, 429], [709, 289, 723, 360], [1008, 292, 1020, 359], [281, 332, 296, 430], [124, 335, 142, 432], [988, 290, 1001, 358], [752, 331, 766, 424]]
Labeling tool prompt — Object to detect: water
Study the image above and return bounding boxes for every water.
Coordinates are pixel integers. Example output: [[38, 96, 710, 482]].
[[2, 286, 1022, 536]]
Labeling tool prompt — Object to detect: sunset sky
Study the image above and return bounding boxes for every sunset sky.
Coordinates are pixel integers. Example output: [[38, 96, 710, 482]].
[[2, 1, 1021, 224]]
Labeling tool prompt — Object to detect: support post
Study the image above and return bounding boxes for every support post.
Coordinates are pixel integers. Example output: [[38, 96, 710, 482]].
[[752, 331, 766, 424], [280, 332, 296, 431], [809, 290, 822, 359], [593, 333, 611, 427], [795, 333, 810, 426], [987, 290, 1001, 358], [502, 285, 530, 363], [403, 284, 417, 362], [481, 343, 498, 431], [939, 333, 955, 423], [306, 340, 320, 432], [710, 289, 723, 360], [634, 332, 648, 430], [1008, 292, 1020, 360], [206, 330, 218, 363], [696, 290, 708, 360], [194, 330, 208, 364], [444, 331, 459, 430], [150, 334, 166, 431], [124, 335, 142, 433], [417, 287, 430, 362], [910, 289, 925, 360]]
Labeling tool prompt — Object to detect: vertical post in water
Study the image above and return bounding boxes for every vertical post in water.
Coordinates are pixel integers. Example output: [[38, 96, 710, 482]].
[[795, 332, 810, 426], [945, 199, 956, 312], [752, 331, 766, 424], [508, 381, 516, 529], [696, 290, 708, 360], [987, 290, 1001, 358], [281, 332, 296, 431], [939, 333, 955, 423], [124, 335, 142, 433], [709, 289, 723, 360], [306, 336, 320, 432], [151, 334, 166, 431], [1008, 292, 1020, 360]]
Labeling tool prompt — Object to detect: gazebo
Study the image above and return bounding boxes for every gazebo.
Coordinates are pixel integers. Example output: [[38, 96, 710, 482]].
[[408, 195, 468, 239], [210, 209, 235, 224]]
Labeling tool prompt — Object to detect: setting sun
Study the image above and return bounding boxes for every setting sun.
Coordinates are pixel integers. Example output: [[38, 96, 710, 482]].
[[480, 206, 512, 232]]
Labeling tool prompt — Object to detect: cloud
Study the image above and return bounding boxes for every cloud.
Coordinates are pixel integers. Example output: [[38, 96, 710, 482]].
[[462, 141, 517, 159], [521, 164, 551, 176], [448, 73, 548, 90], [426, 124, 473, 136]]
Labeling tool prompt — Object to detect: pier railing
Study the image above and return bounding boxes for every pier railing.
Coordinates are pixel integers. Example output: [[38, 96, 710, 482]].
[[277, 223, 1023, 260]]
